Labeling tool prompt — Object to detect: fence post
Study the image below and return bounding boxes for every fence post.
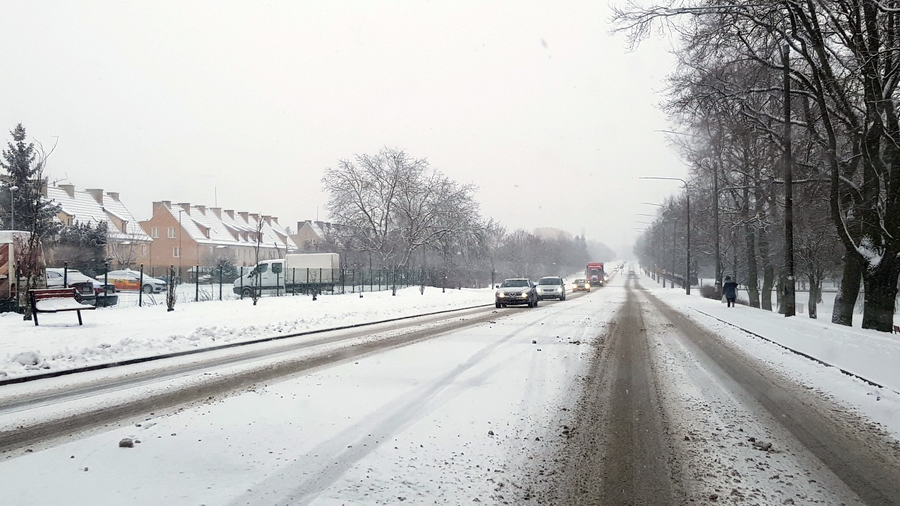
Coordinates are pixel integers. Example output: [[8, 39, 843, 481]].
[[139, 264, 144, 307], [195, 265, 199, 302], [219, 265, 223, 301]]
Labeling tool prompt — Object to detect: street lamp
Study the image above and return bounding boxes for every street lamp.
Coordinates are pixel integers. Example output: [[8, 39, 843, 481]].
[[640, 177, 691, 295], [9, 185, 18, 230]]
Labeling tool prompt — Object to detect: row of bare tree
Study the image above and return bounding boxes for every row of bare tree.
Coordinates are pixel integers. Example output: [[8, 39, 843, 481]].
[[617, 0, 900, 331], [321, 148, 595, 289]]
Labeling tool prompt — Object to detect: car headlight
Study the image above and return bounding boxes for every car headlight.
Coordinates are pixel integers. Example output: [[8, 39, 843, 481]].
[[585, 283, 590, 288], [497, 291, 506, 297]]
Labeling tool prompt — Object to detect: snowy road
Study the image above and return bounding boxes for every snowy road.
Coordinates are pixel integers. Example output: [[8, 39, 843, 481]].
[[2, 276, 900, 505], [0, 304, 534, 454], [539, 281, 900, 505]]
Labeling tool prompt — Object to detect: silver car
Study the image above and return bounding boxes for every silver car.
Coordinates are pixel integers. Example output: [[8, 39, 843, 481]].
[[537, 276, 566, 300]]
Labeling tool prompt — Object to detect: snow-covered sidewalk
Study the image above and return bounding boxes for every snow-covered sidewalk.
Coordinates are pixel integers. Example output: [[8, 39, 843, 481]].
[[647, 283, 900, 394]]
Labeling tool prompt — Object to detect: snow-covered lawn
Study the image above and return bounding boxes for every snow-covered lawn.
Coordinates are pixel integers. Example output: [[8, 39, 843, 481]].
[[0, 286, 491, 381]]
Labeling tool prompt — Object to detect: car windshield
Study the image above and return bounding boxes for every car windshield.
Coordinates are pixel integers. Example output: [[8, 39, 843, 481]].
[[539, 278, 561, 285], [501, 280, 528, 287]]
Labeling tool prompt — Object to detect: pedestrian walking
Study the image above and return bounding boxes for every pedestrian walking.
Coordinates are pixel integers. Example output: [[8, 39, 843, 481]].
[[723, 276, 738, 307]]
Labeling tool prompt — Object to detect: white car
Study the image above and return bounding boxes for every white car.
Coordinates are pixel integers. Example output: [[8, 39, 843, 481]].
[[47, 267, 103, 289], [46, 268, 118, 306]]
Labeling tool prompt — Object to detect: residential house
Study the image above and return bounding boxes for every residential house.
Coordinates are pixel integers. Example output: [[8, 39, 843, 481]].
[[290, 219, 341, 251], [137, 201, 298, 278], [45, 184, 153, 267]]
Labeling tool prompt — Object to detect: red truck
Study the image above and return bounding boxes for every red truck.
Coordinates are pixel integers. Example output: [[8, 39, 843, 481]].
[[586, 262, 605, 287]]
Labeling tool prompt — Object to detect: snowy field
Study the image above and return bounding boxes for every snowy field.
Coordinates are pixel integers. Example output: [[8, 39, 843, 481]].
[[0, 272, 898, 504]]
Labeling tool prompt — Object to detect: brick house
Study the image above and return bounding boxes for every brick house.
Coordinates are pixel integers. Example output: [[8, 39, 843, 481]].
[[137, 201, 297, 277], [45, 183, 153, 267], [290, 219, 342, 251]]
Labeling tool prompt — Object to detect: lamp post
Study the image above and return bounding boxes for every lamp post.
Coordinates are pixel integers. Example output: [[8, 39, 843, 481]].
[[640, 177, 691, 295], [9, 185, 18, 230]]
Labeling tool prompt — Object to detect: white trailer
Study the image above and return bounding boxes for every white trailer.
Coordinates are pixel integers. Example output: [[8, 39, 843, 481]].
[[233, 253, 340, 297]]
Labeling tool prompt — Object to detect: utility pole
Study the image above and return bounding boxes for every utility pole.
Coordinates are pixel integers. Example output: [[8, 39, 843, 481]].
[[672, 217, 678, 289], [782, 44, 796, 317]]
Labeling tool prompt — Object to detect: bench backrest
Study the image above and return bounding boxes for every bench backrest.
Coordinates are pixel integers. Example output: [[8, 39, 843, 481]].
[[30, 288, 79, 301]]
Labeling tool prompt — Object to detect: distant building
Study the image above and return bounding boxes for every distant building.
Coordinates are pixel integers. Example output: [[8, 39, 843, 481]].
[[290, 220, 341, 251], [45, 184, 152, 266], [137, 201, 298, 276]]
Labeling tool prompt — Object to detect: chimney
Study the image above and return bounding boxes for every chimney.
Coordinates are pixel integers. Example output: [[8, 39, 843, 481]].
[[86, 189, 104, 204], [106, 191, 120, 201], [211, 207, 222, 218], [178, 203, 191, 214], [263, 215, 272, 226], [224, 209, 235, 220], [59, 184, 76, 198], [161, 200, 172, 208], [238, 211, 249, 223], [196, 205, 206, 214], [250, 213, 260, 225], [271, 217, 279, 226]]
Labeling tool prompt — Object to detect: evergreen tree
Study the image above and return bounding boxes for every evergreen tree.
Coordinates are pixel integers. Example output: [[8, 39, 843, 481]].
[[0, 123, 60, 237]]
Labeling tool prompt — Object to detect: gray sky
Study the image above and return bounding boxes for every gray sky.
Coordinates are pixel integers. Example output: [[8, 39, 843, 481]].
[[2, 1, 686, 258]]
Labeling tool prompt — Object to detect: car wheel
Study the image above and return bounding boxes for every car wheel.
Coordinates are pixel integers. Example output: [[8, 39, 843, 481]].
[[241, 287, 254, 298], [141, 284, 153, 294], [533, 297, 539, 307], [495, 302, 501, 308]]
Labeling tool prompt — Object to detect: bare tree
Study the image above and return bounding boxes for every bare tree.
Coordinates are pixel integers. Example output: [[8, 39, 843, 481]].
[[615, 0, 900, 331]]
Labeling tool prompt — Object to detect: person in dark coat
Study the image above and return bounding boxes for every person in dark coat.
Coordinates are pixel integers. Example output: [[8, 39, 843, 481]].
[[723, 276, 738, 307]]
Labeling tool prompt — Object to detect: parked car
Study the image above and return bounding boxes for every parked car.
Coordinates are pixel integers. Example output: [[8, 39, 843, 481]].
[[46, 268, 118, 307], [572, 278, 591, 292], [537, 276, 566, 300], [98, 269, 168, 293], [495, 278, 539, 308]]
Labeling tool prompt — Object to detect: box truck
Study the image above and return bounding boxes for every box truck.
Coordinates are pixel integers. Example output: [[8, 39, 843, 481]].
[[233, 253, 340, 297]]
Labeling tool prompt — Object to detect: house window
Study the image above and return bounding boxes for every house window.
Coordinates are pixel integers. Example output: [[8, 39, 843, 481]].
[[167, 227, 176, 238], [151, 227, 159, 238], [173, 246, 181, 258]]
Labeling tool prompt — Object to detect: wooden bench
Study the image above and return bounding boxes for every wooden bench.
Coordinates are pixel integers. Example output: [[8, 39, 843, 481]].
[[29, 287, 96, 326]]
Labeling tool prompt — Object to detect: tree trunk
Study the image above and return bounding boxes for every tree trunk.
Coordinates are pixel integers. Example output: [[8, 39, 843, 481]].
[[745, 224, 760, 308], [758, 230, 774, 311], [775, 274, 784, 314], [832, 251, 863, 326], [807, 273, 819, 319], [861, 254, 900, 332], [742, 174, 760, 307]]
